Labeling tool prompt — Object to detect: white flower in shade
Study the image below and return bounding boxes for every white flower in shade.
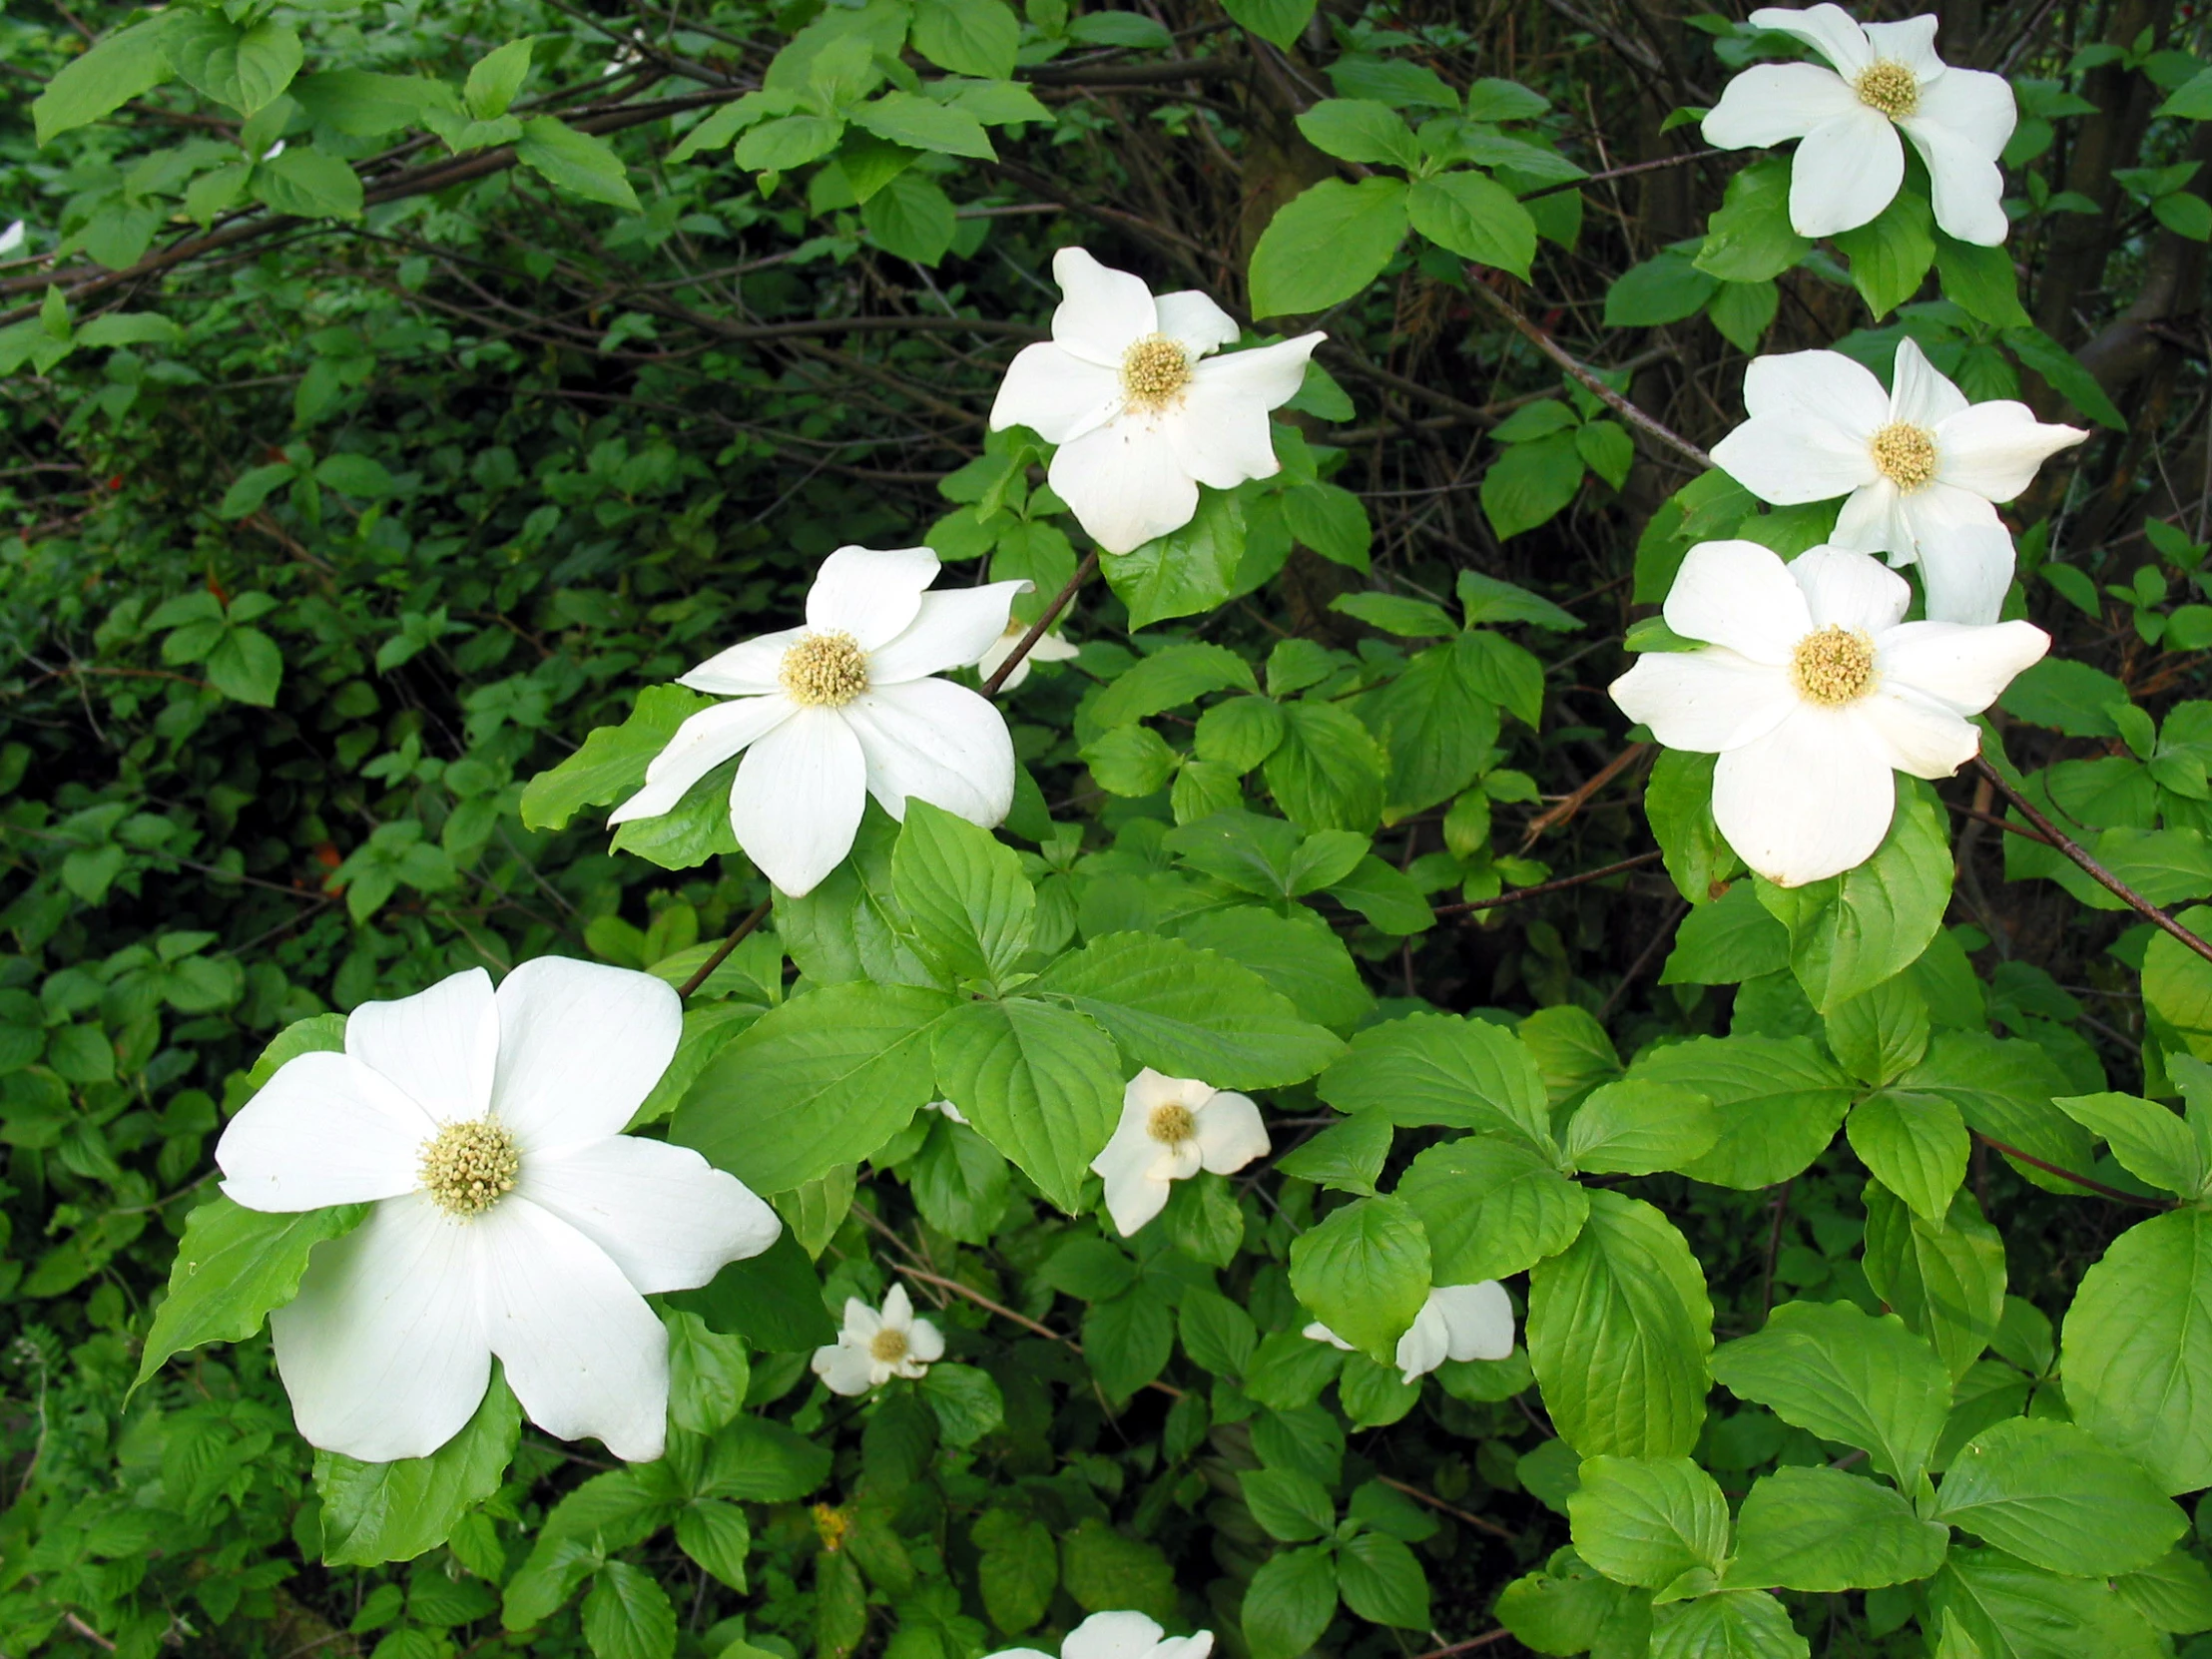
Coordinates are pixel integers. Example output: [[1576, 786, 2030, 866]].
[[1611, 541, 2047, 887], [215, 960, 782, 1464], [1305, 1283, 1517, 1383], [1702, 5, 2015, 244], [1091, 1068, 1269, 1237], [812, 1284, 944, 1395], [977, 619, 1080, 691], [923, 1098, 969, 1125], [1711, 339, 2085, 625], [608, 546, 1028, 896], [0, 222, 24, 257], [988, 248, 1324, 554], [989, 1610, 1214, 1659]]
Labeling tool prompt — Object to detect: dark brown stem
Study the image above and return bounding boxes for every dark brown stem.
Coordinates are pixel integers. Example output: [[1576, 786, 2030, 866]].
[[1404, 1633, 1513, 1659], [1376, 1475, 1515, 1539], [677, 897, 772, 999], [1973, 756, 2212, 967], [1972, 1132, 2167, 1208], [1431, 850, 1664, 917], [983, 549, 1099, 695], [1519, 149, 1706, 202]]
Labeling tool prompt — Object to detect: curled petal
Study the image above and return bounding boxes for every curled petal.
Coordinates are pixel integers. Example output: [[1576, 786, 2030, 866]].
[[218, 1052, 433, 1212], [1702, 61, 1859, 149], [1896, 484, 2016, 624], [1750, 3, 1876, 76], [346, 966, 497, 1127], [1902, 113, 2010, 245], [1713, 408, 1881, 505], [866, 583, 1030, 685], [608, 697, 797, 827], [1858, 683, 1984, 778], [1051, 248, 1158, 366], [808, 545, 940, 649], [1876, 618, 2049, 715], [1433, 1281, 1517, 1362], [1193, 1089, 1270, 1175], [1933, 401, 2086, 502], [1791, 546, 1913, 634], [988, 341, 1124, 444]]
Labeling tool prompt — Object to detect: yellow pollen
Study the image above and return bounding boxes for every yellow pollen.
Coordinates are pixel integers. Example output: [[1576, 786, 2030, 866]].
[[1147, 1103, 1196, 1145], [1791, 626, 1879, 707], [1854, 59, 1921, 119], [813, 1503, 851, 1552], [868, 1328, 910, 1365], [1120, 333, 1192, 410], [1870, 421, 1938, 491], [418, 1118, 520, 1219], [779, 630, 868, 708]]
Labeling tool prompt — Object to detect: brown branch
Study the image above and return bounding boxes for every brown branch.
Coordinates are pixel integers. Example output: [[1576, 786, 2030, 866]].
[[1376, 1475, 1514, 1539], [984, 550, 1100, 695], [1521, 744, 1649, 848], [1972, 1132, 2167, 1208], [678, 898, 772, 999], [1405, 1633, 1512, 1659], [1431, 850, 1664, 917], [1519, 150, 1706, 203]]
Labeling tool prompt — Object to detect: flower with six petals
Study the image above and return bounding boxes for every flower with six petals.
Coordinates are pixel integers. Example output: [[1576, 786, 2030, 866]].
[[1305, 1283, 1518, 1384], [1090, 1068, 1270, 1237], [812, 1284, 945, 1395]]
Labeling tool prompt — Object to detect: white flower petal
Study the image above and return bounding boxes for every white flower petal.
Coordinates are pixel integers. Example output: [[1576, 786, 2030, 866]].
[[269, 1193, 490, 1461], [881, 1283, 915, 1331], [1861, 16, 1942, 78], [1830, 476, 1909, 558], [218, 1051, 434, 1211], [1888, 337, 1969, 430], [679, 625, 811, 697], [1154, 289, 1243, 355], [1092, 1116, 1171, 1237], [1048, 421, 1202, 555], [807, 545, 940, 649], [1128, 1067, 1204, 1112], [1187, 331, 1323, 418], [1791, 545, 1912, 633], [1713, 408, 1881, 505], [1857, 684, 1984, 778], [1932, 401, 2085, 501], [607, 696, 797, 826], [1907, 63, 2016, 157], [1393, 1299, 1453, 1382], [1896, 483, 2016, 623], [843, 1299, 883, 1340], [907, 1318, 945, 1364], [1901, 111, 2010, 246], [1701, 61, 1860, 149], [1789, 110, 1904, 237], [492, 957, 682, 1155], [1305, 1320, 1356, 1353], [866, 582, 1031, 685], [1170, 336, 1323, 491], [1713, 707, 1900, 886], [1158, 1633, 1216, 1659], [1750, 4, 1875, 75], [0, 222, 23, 257], [814, 1338, 876, 1395], [1064, 1611, 1169, 1659], [988, 341, 1125, 444], [842, 677, 1015, 828], [1433, 1281, 1517, 1362], [518, 1135, 780, 1295], [1742, 348, 1892, 433], [343, 966, 497, 1127], [1876, 618, 2049, 714], [1051, 248, 1159, 366], [1609, 649, 1797, 753], [477, 1197, 670, 1462], [1662, 540, 1813, 664], [1193, 1089, 1270, 1175], [729, 705, 868, 897]]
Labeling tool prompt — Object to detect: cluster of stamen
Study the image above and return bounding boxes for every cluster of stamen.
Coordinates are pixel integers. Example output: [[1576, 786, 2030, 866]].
[[1791, 625, 1879, 707], [813, 1504, 851, 1552], [869, 1327, 910, 1365], [1869, 421, 1938, 491], [1147, 1102, 1197, 1145], [1121, 333, 1193, 411], [779, 630, 869, 708], [1854, 59, 1921, 119], [419, 1118, 520, 1218]]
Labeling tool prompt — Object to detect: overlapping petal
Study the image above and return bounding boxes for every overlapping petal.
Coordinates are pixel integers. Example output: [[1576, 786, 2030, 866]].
[[866, 582, 1031, 685], [346, 967, 497, 1126], [990, 342, 1125, 445], [1609, 650, 1796, 752], [607, 696, 797, 827], [1751, 2, 1875, 74], [1712, 706, 1902, 886], [1789, 110, 1903, 236], [492, 957, 682, 1154], [1702, 62, 1860, 148], [218, 1051, 433, 1211], [1791, 544, 1912, 633], [729, 705, 868, 897], [519, 1135, 780, 1294], [1047, 423, 1202, 554], [807, 545, 940, 649], [1051, 247, 1157, 364], [842, 676, 1016, 827], [1662, 539, 1812, 662]]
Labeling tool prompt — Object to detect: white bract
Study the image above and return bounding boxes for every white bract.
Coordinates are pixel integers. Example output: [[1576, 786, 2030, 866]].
[[1091, 1068, 1269, 1237], [977, 619, 1080, 691], [1702, 5, 2015, 244], [812, 1284, 944, 1395], [609, 546, 1028, 896], [1611, 541, 2047, 886], [989, 1610, 1213, 1659], [0, 221, 25, 257], [1305, 1283, 1517, 1383], [989, 248, 1324, 554], [216, 959, 780, 1464], [1711, 338, 2085, 624]]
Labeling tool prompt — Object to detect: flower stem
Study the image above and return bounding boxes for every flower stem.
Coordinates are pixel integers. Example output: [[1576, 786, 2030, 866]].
[[678, 896, 772, 999], [983, 549, 1100, 696]]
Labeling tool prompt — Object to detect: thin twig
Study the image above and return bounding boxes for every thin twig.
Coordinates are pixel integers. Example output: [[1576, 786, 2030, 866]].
[[1521, 744, 1649, 848], [1599, 897, 1691, 1020], [1432, 850, 1664, 917], [1519, 150, 1705, 202], [678, 898, 772, 999], [1376, 1475, 1514, 1539], [1404, 1633, 1513, 1659], [1973, 1132, 2167, 1208], [983, 550, 1100, 695]]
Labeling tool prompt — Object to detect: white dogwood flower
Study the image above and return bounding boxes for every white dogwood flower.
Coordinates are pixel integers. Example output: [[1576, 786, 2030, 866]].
[[989, 248, 1324, 554], [216, 960, 781, 1464], [1612, 542, 2047, 886], [1091, 1068, 1269, 1237], [609, 546, 1028, 896], [0, 222, 25, 257], [924, 1098, 969, 1125], [1305, 1283, 1517, 1383], [1711, 339, 2085, 624], [989, 1610, 1214, 1659], [977, 619, 1080, 691], [812, 1284, 944, 1395], [1703, 5, 2015, 244]]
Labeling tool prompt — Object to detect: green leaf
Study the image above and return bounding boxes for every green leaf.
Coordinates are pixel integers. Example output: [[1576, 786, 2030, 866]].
[[1288, 1194, 1431, 1363], [1318, 1011, 1554, 1150], [1753, 779, 1951, 1013], [675, 1501, 751, 1590], [584, 1561, 677, 1659], [167, 12, 303, 115], [673, 980, 950, 1194], [1177, 906, 1376, 1033], [1930, 1548, 2165, 1659], [1648, 1591, 1810, 1659], [1284, 481, 1373, 570], [1562, 1080, 1720, 1177], [975, 1511, 1057, 1633], [737, 113, 845, 172], [1250, 178, 1409, 317], [1295, 99, 1419, 168], [1933, 1417, 2184, 1577], [911, 0, 1019, 78], [522, 686, 714, 831], [2115, 1549, 2212, 1635], [1242, 1544, 1340, 1659], [1716, 1299, 1952, 1487], [1092, 643, 1258, 728], [1625, 1035, 1854, 1190], [1496, 1558, 1653, 1656], [861, 170, 956, 264], [1274, 1110, 1393, 1194], [2051, 1089, 2209, 1197], [2060, 1208, 2212, 1494], [314, 1378, 521, 1565], [1863, 1184, 2006, 1383], [1082, 1286, 1174, 1399], [893, 800, 1034, 982], [919, 1362, 1004, 1445], [1395, 1134, 1590, 1282], [255, 148, 364, 220], [205, 625, 283, 707], [2004, 323, 2127, 431], [135, 1194, 369, 1391], [34, 15, 178, 144], [516, 116, 640, 212], [1357, 633, 1504, 819], [1695, 157, 1811, 281], [1568, 1455, 1729, 1589], [1606, 251, 1720, 326], [667, 1311, 750, 1433], [1105, 488, 1247, 630], [1481, 431, 1584, 539], [1407, 171, 1537, 277], [1240, 1466, 1336, 1542], [1033, 930, 1343, 1088], [1336, 1530, 1429, 1628], [1264, 699, 1387, 832], [931, 997, 1120, 1213], [1527, 1190, 1713, 1458], [1225, 0, 1322, 49], [463, 39, 535, 119], [1935, 234, 2031, 328], [1661, 882, 1790, 985], [1646, 749, 1742, 902], [314, 452, 395, 497], [1824, 975, 1931, 1086], [1850, 1089, 1970, 1223], [1879, 1033, 2092, 1197], [1727, 1465, 1949, 1592], [1833, 187, 1936, 317], [850, 91, 995, 159], [667, 1230, 836, 1352]]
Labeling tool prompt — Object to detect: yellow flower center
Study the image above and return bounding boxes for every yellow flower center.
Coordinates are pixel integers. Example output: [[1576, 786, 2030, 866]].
[[813, 1503, 851, 1551], [1147, 1103, 1196, 1145], [779, 630, 868, 708], [419, 1118, 520, 1219], [1120, 333, 1192, 410], [1791, 625, 1879, 707], [1854, 60, 1921, 119], [1870, 421, 1938, 491], [868, 1327, 910, 1365]]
